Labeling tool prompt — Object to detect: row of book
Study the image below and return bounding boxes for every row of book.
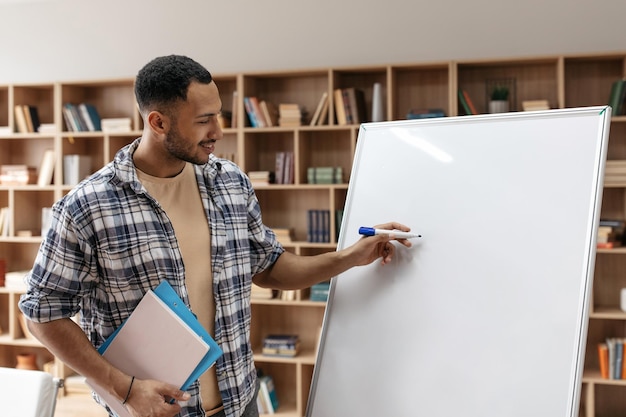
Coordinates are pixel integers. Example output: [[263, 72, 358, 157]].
[[262, 334, 300, 357], [14, 104, 41, 133], [608, 79, 626, 116], [334, 87, 367, 125], [256, 373, 279, 414], [243, 97, 278, 128], [598, 338, 626, 379], [63, 102, 102, 132], [307, 209, 331, 243], [63, 103, 132, 133]]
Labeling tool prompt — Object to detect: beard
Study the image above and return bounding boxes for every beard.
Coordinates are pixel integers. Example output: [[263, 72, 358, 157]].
[[163, 124, 211, 166]]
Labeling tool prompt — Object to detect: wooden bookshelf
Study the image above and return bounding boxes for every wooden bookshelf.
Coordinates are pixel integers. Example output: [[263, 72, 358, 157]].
[[0, 51, 625, 416]]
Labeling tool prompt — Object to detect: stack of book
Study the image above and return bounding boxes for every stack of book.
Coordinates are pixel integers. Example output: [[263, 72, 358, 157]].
[[598, 338, 626, 380], [3, 270, 28, 290], [256, 374, 279, 414], [62, 103, 102, 132], [307, 209, 331, 243], [101, 117, 132, 133], [251, 284, 275, 300], [307, 166, 343, 184], [310, 281, 330, 302], [278, 103, 302, 127], [604, 160, 626, 185], [334, 88, 367, 125], [262, 334, 300, 357], [248, 171, 275, 187], [597, 219, 625, 249], [0, 165, 37, 185], [272, 227, 294, 244]]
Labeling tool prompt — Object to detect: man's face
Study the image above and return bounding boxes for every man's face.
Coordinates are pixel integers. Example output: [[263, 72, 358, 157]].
[[164, 81, 223, 165]]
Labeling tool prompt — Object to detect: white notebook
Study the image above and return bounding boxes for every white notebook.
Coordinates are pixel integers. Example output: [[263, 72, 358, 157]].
[[86, 289, 210, 417]]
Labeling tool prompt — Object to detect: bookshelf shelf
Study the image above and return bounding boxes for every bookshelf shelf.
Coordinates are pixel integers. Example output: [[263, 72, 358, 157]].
[[0, 51, 625, 416]]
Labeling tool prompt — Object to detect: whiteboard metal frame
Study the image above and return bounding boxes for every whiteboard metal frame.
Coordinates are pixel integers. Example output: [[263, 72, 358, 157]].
[[307, 106, 611, 417]]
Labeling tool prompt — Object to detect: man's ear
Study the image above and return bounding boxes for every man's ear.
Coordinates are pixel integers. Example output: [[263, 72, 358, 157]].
[[147, 111, 169, 134]]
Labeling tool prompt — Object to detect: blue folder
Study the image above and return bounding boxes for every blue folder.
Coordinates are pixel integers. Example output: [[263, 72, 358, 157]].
[[98, 280, 223, 389]]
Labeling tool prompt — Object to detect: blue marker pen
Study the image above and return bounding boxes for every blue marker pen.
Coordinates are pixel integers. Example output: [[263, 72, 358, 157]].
[[358, 227, 422, 239]]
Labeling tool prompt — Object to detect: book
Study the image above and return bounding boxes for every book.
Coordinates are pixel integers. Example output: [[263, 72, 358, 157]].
[[283, 151, 294, 184], [251, 284, 275, 300], [278, 103, 301, 127], [522, 100, 550, 111], [22, 105, 34, 132], [260, 100, 278, 127], [316, 94, 330, 125], [37, 149, 56, 187], [458, 89, 473, 115], [598, 343, 609, 379], [341, 89, 354, 124], [309, 92, 328, 126], [406, 109, 446, 119], [101, 118, 132, 133], [249, 97, 267, 127], [63, 154, 92, 186], [307, 167, 343, 184], [258, 375, 279, 413], [0, 165, 37, 185], [86, 280, 222, 417], [78, 103, 102, 131], [608, 79, 626, 116], [14, 105, 28, 133], [345, 88, 367, 123], [275, 152, 285, 185], [333, 89, 347, 125], [244, 97, 261, 127], [462, 90, 478, 115], [272, 227, 294, 243], [231, 91, 239, 128]]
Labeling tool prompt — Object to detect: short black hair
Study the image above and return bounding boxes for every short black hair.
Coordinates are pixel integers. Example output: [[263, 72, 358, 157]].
[[134, 55, 213, 115]]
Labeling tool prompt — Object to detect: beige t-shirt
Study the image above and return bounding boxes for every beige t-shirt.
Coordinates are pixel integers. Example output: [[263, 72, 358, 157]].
[[136, 163, 221, 411]]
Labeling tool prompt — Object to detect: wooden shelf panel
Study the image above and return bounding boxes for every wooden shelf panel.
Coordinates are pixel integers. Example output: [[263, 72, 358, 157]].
[[1, 51, 625, 417]]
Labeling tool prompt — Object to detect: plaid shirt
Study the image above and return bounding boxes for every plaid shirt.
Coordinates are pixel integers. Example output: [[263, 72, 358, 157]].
[[19, 138, 284, 417]]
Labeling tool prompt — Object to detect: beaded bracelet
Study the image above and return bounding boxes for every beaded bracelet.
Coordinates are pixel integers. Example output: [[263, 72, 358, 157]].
[[122, 376, 135, 405]]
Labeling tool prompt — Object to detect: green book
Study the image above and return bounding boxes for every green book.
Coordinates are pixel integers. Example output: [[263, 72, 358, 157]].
[[608, 79, 626, 116], [458, 89, 472, 116]]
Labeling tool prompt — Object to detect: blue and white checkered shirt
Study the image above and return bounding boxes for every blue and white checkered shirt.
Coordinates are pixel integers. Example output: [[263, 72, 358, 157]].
[[19, 138, 284, 417]]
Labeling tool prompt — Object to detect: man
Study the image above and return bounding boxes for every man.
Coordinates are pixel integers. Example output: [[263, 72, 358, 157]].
[[19, 55, 412, 417]]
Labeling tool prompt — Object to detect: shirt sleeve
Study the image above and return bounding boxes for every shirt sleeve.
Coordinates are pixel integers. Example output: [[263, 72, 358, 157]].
[[19, 195, 97, 323]]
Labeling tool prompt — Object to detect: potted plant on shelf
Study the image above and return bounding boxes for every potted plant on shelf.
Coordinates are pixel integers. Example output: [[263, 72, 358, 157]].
[[489, 86, 509, 113]]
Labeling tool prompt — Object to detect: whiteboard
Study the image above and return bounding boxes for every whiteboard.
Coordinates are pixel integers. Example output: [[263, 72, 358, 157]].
[[307, 107, 611, 417]]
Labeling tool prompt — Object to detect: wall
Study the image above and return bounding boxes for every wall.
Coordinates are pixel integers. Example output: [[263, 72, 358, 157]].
[[0, 0, 624, 83]]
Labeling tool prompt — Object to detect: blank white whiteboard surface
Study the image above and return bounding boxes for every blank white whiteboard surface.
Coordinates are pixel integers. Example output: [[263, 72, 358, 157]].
[[307, 107, 611, 417]]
